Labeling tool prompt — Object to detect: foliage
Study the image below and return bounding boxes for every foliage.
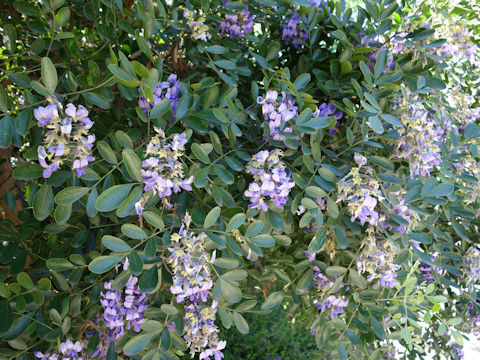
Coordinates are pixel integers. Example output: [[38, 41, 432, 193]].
[[0, 0, 480, 359]]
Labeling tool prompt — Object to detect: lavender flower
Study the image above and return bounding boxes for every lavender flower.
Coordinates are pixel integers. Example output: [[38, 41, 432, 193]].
[[393, 95, 444, 177], [168, 216, 225, 360], [35, 100, 95, 178], [101, 275, 148, 342], [34, 340, 83, 360], [138, 74, 182, 120], [257, 90, 298, 142], [218, 8, 254, 39], [244, 149, 295, 211], [184, 9, 211, 41], [464, 246, 480, 284], [135, 129, 193, 213], [356, 229, 400, 288], [281, 13, 309, 48], [337, 154, 385, 227], [312, 266, 348, 318]]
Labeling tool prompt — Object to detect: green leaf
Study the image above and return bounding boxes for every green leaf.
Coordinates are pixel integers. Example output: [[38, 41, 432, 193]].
[[108, 63, 134, 82], [161, 304, 178, 315], [191, 143, 211, 164], [226, 213, 246, 232], [220, 279, 242, 303], [17, 272, 33, 290], [204, 206, 221, 228], [250, 234, 275, 247], [338, 341, 347, 360], [261, 291, 284, 310], [129, 251, 143, 275], [348, 268, 367, 289], [122, 149, 143, 182], [367, 116, 384, 134], [143, 211, 165, 229], [245, 220, 263, 237], [431, 183, 453, 197], [374, 50, 387, 78], [293, 73, 311, 91], [205, 45, 227, 54], [0, 88, 7, 113], [194, 166, 210, 188], [139, 265, 159, 293], [46, 258, 75, 271], [0, 299, 13, 333], [41, 57, 57, 94], [106, 343, 116, 360], [0, 116, 13, 150], [88, 256, 123, 274], [371, 316, 385, 340], [102, 235, 131, 252], [121, 224, 147, 239], [326, 266, 347, 276], [334, 225, 347, 249], [150, 99, 171, 118], [33, 184, 54, 221], [97, 141, 118, 164], [233, 313, 249, 334], [308, 228, 327, 253], [82, 92, 110, 109], [123, 333, 156, 356], [116, 185, 143, 218], [96, 184, 134, 212], [55, 187, 89, 205]]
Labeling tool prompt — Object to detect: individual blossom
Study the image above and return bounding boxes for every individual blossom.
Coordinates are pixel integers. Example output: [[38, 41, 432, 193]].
[[281, 13, 309, 48], [337, 153, 385, 227], [356, 228, 400, 288], [138, 74, 182, 120], [257, 90, 298, 142], [184, 9, 211, 41], [168, 216, 225, 360], [244, 149, 295, 211], [393, 95, 445, 177], [463, 246, 480, 284], [135, 129, 193, 213], [35, 100, 95, 178], [218, 8, 254, 39]]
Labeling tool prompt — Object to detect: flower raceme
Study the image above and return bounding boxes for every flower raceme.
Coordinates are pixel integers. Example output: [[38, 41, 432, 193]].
[[218, 7, 254, 39], [138, 74, 182, 120], [312, 266, 348, 319], [281, 13, 309, 48], [356, 229, 400, 288], [184, 9, 211, 41], [35, 100, 95, 178], [167, 216, 225, 360], [135, 129, 193, 214], [244, 149, 295, 212]]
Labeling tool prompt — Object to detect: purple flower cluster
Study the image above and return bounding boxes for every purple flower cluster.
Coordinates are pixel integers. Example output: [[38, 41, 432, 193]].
[[451, 343, 464, 359], [168, 215, 225, 360], [356, 229, 400, 288], [463, 246, 480, 284], [434, 19, 478, 63], [313, 102, 343, 134], [135, 130, 193, 214], [337, 154, 385, 227], [312, 266, 348, 319], [35, 101, 95, 178], [35, 340, 83, 360], [138, 74, 182, 120], [218, 8, 254, 39], [257, 90, 298, 142], [394, 96, 444, 177], [184, 9, 211, 41], [281, 13, 309, 48], [100, 274, 148, 342], [357, 33, 399, 72], [388, 195, 412, 234], [244, 149, 295, 212]]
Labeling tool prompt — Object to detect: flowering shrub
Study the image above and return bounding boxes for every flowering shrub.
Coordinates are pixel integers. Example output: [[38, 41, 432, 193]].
[[0, 0, 480, 359]]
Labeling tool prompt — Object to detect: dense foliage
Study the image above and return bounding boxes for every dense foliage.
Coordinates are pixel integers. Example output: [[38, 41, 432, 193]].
[[0, 0, 480, 359]]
